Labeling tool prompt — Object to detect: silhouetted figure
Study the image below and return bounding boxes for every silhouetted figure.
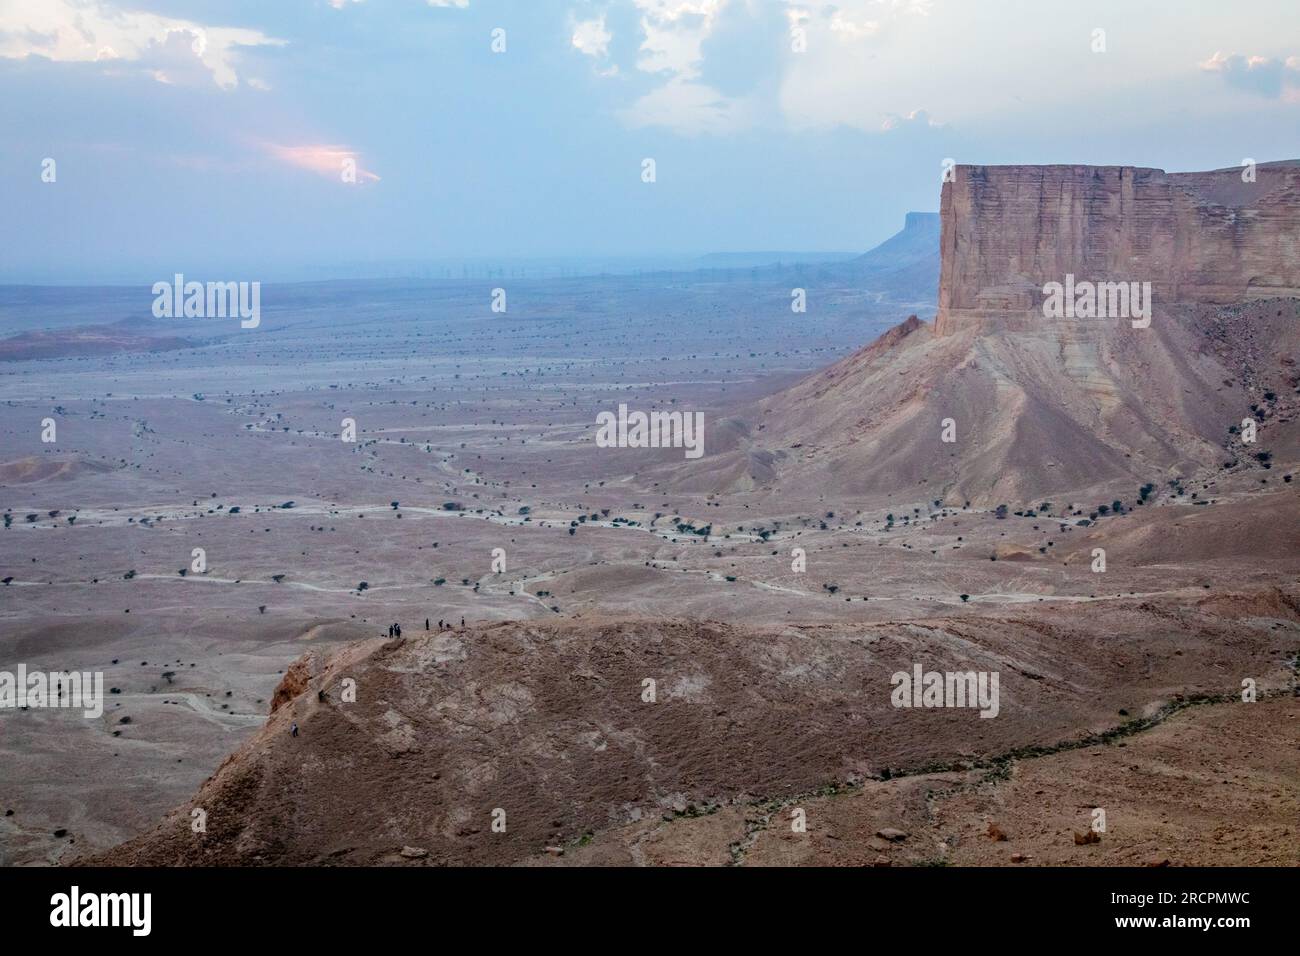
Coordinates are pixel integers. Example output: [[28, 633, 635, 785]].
[[460, 617, 465, 628], [394, 623, 401, 638], [388, 624, 394, 637], [425, 618, 430, 631], [290, 722, 299, 738], [438, 619, 444, 630]]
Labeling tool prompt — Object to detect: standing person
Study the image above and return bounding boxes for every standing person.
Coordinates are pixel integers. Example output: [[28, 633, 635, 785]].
[[388, 624, 394, 637], [425, 618, 429, 631], [460, 616, 465, 628], [290, 722, 299, 738], [395, 623, 402, 638]]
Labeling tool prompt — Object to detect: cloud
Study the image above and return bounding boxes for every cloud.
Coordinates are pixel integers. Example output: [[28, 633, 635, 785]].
[[1199, 51, 1300, 98], [332, 0, 468, 10], [880, 107, 943, 131], [267, 144, 380, 184], [634, 0, 726, 78], [827, 0, 931, 38], [617, 75, 754, 134], [330, 0, 468, 9], [828, 16, 881, 39], [0, 0, 284, 90], [572, 14, 613, 60], [777, 0, 946, 131], [614, 0, 753, 134], [610, 0, 942, 134]]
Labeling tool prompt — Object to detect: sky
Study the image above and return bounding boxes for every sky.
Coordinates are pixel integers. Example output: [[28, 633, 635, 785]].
[[1, 0, 1298, 282]]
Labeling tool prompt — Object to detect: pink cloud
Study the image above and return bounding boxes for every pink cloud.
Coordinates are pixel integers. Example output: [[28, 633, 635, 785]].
[[266, 143, 380, 183]]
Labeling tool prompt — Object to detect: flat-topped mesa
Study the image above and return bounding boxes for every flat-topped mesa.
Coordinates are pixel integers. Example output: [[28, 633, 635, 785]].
[[934, 161, 1300, 336], [902, 210, 939, 232]]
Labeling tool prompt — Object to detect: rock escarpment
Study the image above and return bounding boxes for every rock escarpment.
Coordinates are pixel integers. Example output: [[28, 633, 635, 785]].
[[666, 162, 1300, 504], [936, 162, 1300, 336]]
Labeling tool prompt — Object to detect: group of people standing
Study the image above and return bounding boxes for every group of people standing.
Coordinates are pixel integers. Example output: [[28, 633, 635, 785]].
[[387, 617, 466, 637]]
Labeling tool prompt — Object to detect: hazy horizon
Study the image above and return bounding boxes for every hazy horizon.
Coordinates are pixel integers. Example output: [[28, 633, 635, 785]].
[[0, 247, 871, 287]]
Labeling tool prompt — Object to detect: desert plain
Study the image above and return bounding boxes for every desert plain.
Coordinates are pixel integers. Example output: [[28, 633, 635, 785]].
[[2, 193, 1297, 867]]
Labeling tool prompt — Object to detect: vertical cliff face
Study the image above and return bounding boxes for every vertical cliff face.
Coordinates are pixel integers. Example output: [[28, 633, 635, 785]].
[[690, 161, 1300, 505], [936, 162, 1300, 336]]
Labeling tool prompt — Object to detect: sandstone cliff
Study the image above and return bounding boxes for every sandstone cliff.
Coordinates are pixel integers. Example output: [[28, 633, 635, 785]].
[[936, 161, 1300, 335], [659, 162, 1300, 505]]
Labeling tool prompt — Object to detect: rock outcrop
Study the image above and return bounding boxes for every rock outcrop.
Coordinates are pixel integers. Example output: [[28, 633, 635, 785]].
[[936, 161, 1300, 336], [672, 162, 1300, 505], [85, 601, 1299, 866]]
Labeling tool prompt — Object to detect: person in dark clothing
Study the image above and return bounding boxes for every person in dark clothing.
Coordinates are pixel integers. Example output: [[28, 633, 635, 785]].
[[387, 624, 394, 637], [425, 618, 429, 631], [290, 722, 299, 738], [394, 623, 401, 638], [460, 617, 465, 628]]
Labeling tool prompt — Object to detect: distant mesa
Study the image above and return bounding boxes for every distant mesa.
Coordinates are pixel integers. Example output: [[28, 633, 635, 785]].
[[846, 211, 940, 276], [694, 213, 941, 308], [827, 211, 940, 307]]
